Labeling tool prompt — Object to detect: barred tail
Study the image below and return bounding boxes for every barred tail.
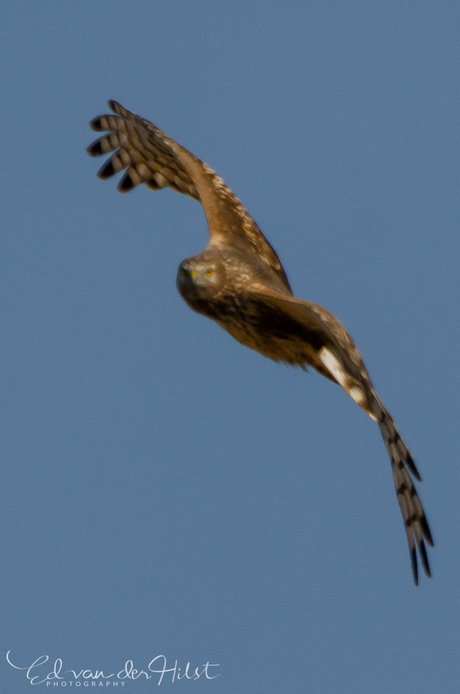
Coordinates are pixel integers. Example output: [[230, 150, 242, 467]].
[[374, 398, 434, 585]]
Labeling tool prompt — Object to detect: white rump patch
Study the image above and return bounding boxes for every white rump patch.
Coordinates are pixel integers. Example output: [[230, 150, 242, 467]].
[[348, 386, 365, 407], [319, 347, 347, 388], [319, 347, 372, 414]]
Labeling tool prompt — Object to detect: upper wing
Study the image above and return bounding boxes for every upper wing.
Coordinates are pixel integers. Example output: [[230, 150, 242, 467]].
[[87, 100, 291, 293]]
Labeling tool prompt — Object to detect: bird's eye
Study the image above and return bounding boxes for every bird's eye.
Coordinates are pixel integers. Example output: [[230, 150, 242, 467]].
[[205, 268, 214, 277]]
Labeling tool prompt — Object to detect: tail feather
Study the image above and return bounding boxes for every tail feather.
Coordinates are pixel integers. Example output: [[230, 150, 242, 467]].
[[376, 400, 434, 585]]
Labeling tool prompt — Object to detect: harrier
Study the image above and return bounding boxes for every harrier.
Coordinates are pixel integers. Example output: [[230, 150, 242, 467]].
[[87, 100, 433, 584]]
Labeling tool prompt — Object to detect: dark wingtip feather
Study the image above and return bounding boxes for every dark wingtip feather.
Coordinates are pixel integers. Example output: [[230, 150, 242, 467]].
[[90, 116, 109, 132], [97, 159, 116, 180], [118, 172, 136, 193], [411, 547, 419, 586], [421, 515, 434, 547], [109, 99, 122, 113], [145, 178, 162, 191], [87, 138, 104, 157], [406, 453, 422, 482], [419, 541, 431, 578]]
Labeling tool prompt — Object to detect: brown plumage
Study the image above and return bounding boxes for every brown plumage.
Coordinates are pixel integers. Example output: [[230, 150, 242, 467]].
[[87, 100, 433, 584]]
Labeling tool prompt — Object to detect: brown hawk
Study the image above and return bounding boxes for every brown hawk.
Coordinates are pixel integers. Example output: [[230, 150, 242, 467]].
[[87, 100, 433, 584]]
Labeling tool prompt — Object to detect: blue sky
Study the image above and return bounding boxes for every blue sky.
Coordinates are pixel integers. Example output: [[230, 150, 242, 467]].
[[2, 2, 460, 692]]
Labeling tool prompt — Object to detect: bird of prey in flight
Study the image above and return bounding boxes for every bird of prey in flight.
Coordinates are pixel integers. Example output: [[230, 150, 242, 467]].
[[87, 100, 433, 584]]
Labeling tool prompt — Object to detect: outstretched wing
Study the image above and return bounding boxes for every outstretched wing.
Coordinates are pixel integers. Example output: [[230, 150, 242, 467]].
[[87, 101, 200, 198], [87, 100, 291, 293], [233, 291, 433, 583]]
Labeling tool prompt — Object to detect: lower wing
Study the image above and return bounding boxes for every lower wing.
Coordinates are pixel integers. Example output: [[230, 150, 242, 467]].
[[240, 290, 433, 583]]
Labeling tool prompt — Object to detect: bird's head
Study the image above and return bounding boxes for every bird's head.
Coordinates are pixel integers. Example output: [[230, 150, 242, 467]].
[[176, 253, 228, 313]]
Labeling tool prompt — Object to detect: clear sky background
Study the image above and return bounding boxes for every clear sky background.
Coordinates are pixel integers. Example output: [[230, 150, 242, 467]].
[[1, 2, 459, 692]]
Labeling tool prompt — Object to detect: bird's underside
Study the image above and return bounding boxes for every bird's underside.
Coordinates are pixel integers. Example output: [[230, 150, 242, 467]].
[[87, 100, 434, 584]]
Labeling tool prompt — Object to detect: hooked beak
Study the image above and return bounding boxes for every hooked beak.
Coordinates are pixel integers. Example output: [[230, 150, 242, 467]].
[[177, 262, 198, 288]]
